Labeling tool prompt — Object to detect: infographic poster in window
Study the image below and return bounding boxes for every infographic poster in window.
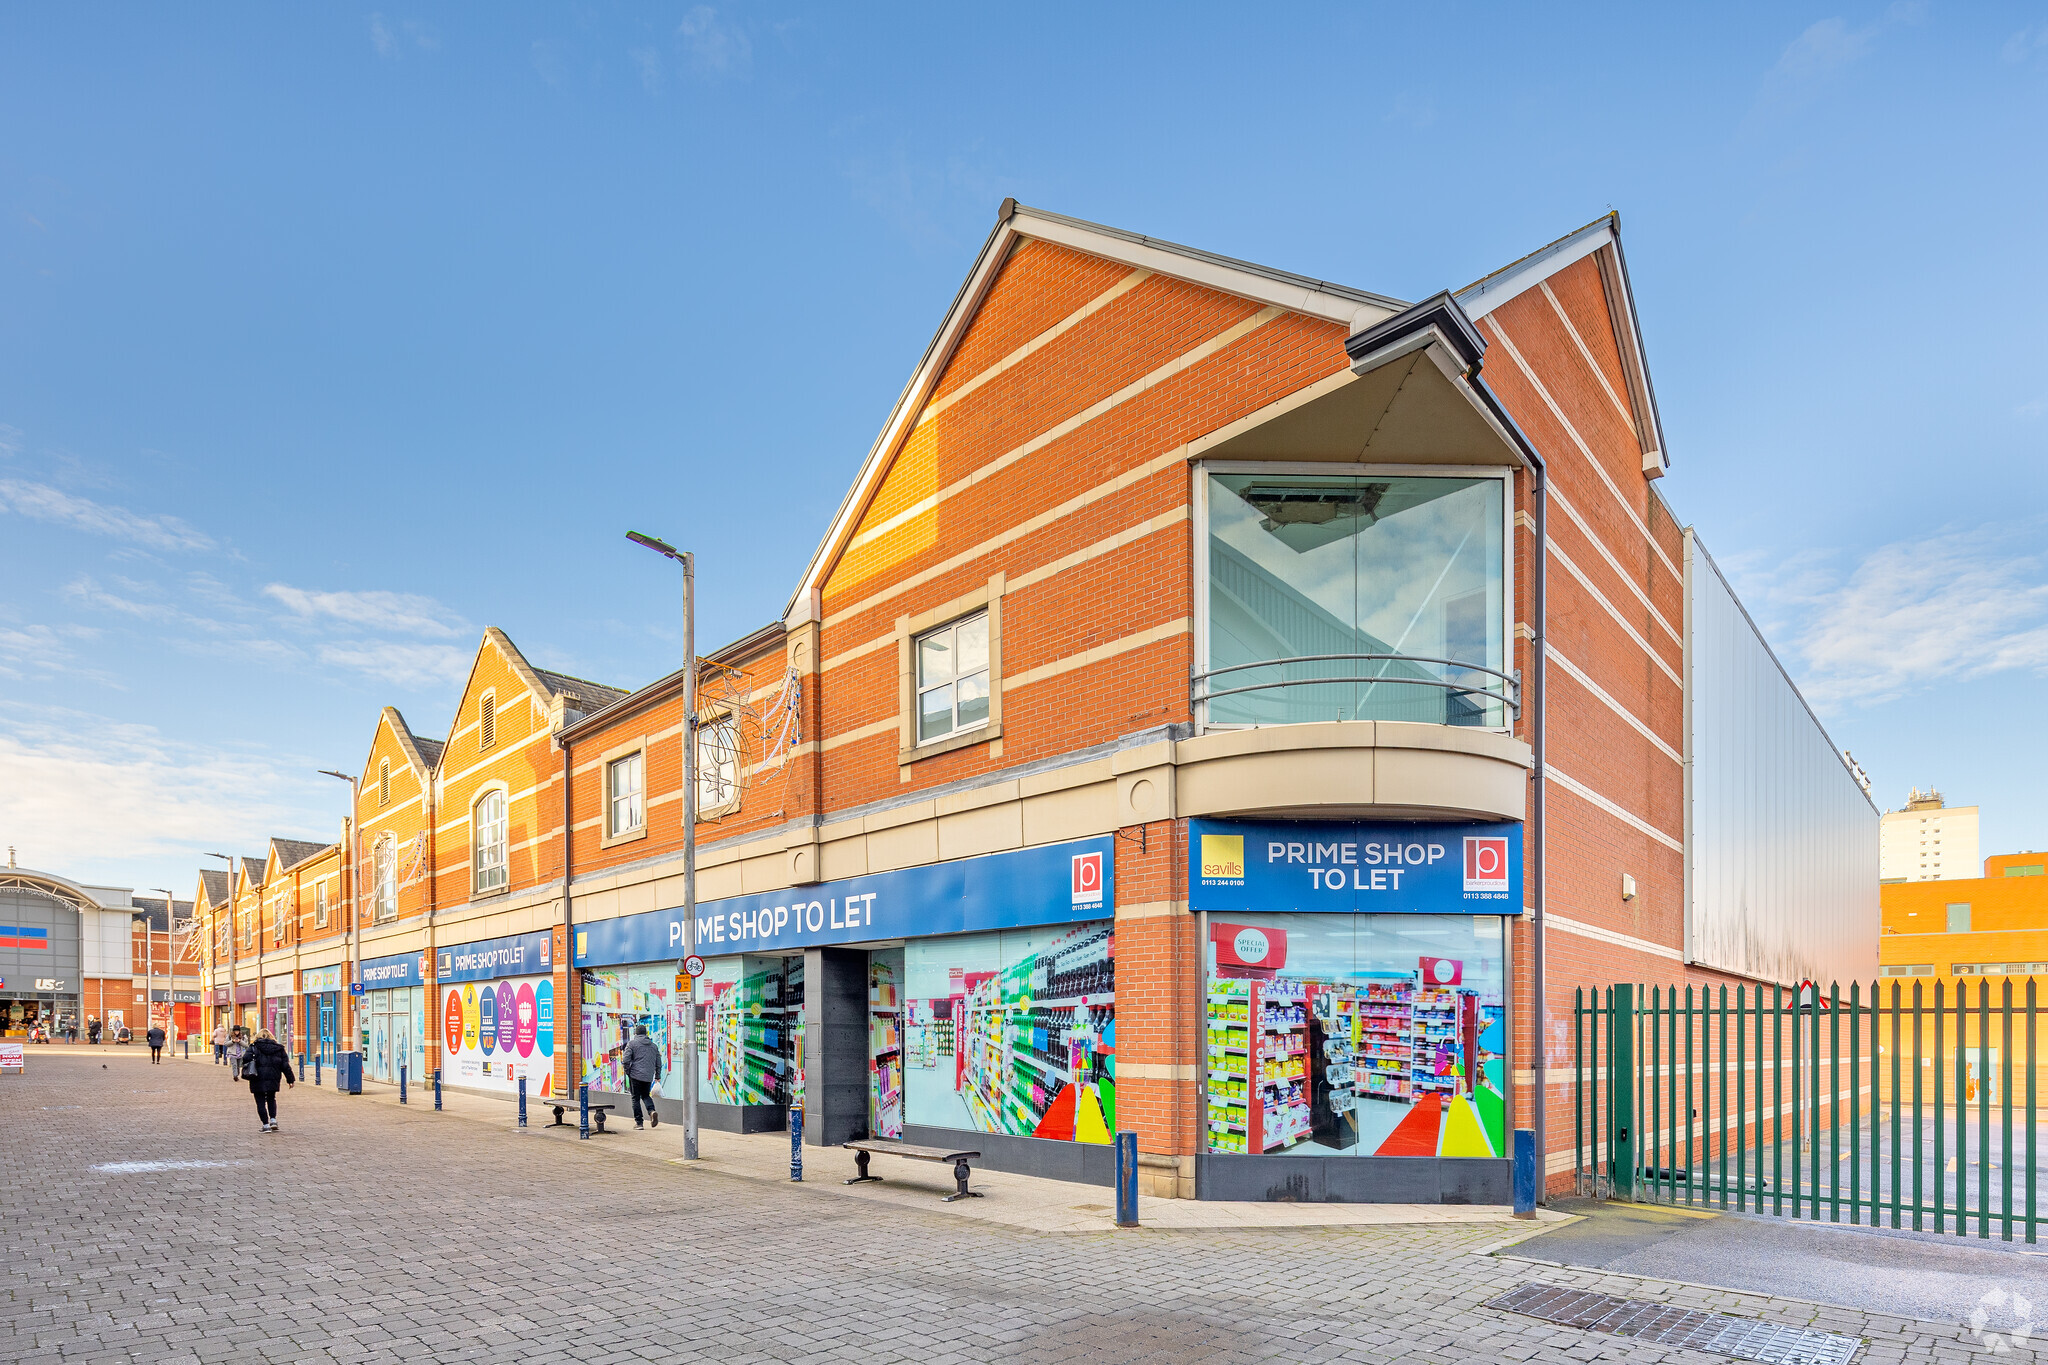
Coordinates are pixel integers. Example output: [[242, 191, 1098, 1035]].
[[441, 975, 555, 1096], [1204, 913, 1504, 1158], [903, 921, 1114, 1145], [697, 954, 803, 1108]]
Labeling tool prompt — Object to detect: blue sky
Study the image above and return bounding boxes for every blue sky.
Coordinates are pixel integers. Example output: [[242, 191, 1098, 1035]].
[[3, 3, 2046, 893]]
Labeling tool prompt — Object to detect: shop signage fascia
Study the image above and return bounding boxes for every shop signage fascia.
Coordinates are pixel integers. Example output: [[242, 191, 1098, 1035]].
[[357, 951, 426, 990], [1190, 818, 1522, 916], [574, 835, 1116, 967], [150, 989, 202, 1004], [262, 974, 294, 998], [301, 966, 344, 994], [232, 982, 261, 1004], [436, 930, 553, 984]]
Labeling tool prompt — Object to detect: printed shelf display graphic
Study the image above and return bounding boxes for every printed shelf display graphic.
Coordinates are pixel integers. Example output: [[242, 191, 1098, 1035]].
[[902, 921, 1115, 1145], [699, 955, 804, 1108], [578, 966, 673, 1096], [1204, 914, 1505, 1159], [441, 976, 554, 1096]]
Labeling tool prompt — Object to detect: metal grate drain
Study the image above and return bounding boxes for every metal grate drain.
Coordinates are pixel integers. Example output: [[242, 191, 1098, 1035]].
[[1486, 1283, 1860, 1365]]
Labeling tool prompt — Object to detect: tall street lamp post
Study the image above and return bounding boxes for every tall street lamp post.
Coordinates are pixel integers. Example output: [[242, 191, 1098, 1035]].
[[207, 853, 236, 1038], [627, 529, 700, 1162], [319, 770, 358, 1064]]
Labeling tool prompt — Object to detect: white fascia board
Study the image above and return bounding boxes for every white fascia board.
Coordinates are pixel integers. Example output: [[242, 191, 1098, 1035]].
[[1456, 218, 1616, 321], [1017, 211, 1400, 329]]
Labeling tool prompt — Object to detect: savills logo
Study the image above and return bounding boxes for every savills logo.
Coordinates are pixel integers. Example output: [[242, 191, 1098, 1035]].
[[1071, 851, 1103, 908], [1200, 834, 1244, 882], [1464, 837, 1509, 893]]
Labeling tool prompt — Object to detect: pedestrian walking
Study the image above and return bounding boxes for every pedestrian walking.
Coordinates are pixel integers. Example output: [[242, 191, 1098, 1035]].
[[64, 1021, 77, 1044], [146, 1024, 166, 1064], [225, 1028, 249, 1083], [212, 1024, 228, 1065], [621, 1023, 663, 1129], [242, 1029, 295, 1132]]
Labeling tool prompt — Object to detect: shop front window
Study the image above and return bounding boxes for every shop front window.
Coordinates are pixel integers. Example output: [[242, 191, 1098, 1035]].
[[1201, 472, 1507, 729], [1203, 913, 1506, 1158]]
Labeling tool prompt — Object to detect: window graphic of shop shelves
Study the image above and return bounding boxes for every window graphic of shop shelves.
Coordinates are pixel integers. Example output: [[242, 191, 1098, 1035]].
[[1356, 980, 1415, 1103], [1205, 977, 1310, 1152], [1410, 986, 1460, 1097], [708, 961, 800, 1106], [870, 959, 903, 1138], [958, 924, 1115, 1142]]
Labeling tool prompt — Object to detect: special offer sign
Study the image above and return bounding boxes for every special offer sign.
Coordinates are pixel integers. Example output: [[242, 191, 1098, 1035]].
[[1190, 818, 1521, 916]]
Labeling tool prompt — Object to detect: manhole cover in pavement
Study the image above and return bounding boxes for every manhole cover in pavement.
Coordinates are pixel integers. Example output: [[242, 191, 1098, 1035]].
[[1486, 1283, 1860, 1364]]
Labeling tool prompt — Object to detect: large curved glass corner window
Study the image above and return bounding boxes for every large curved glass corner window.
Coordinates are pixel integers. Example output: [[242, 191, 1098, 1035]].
[[1202, 472, 1506, 729], [474, 789, 508, 894]]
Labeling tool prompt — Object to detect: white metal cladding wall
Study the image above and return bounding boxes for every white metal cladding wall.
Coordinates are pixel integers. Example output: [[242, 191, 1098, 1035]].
[[1684, 531, 1878, 987]]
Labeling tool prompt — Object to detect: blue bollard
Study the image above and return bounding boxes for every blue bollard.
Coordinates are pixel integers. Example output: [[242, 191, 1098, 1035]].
[[1513, 1129, 1537, 1218], [1114, 1130, 1139, 1227], [315, 1052, 322, 1087], [579, 1084, 590, 1140], [298, 1052, 307, 1080], [433, 1067, 442, 1110], [789, 1105, 804, 1181], [518, 1076, 528, 1130], [399, 1063, 408, 1105]]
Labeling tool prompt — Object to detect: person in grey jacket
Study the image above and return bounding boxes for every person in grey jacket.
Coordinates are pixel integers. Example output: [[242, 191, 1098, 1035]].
[[621, 1025, 663, 1129]]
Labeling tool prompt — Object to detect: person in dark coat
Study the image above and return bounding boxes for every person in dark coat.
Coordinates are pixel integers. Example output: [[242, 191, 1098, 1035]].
[[87, 1016, 101, 1045], [621, 1024, 663, 1129], [245, 1028, 296, 1132], [146, 1024, 166, 1064]]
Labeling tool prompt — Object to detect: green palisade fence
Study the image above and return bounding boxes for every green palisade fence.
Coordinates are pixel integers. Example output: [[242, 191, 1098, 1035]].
[[1572, 979, 2041, 1244]]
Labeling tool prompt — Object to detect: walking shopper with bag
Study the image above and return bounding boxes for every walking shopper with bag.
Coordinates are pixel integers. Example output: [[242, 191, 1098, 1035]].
[[212, 1024, 228, 1064], [225, 1028, 249, 1084], [622, 1024, 662, 1129], [146, 1024, 165, 1064], [242, 1029, 295, 1133]]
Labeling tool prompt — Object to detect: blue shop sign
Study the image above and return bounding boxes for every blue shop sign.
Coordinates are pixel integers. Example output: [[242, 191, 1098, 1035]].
[[357, 950, 425, 989], [1190, 818, 1521, 915], [437, 930, 554, 984], [575, 835, 1114, 967]]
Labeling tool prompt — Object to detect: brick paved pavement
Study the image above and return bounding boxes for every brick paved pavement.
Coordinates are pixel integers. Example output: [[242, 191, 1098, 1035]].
[[0, 1052, 2029, 1363]]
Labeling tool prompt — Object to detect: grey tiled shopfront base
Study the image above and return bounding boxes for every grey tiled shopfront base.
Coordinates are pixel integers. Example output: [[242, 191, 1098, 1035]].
[[1198, 1153, 1512, 1203], [589, 1088, 788, 1134], [901, 1123, 1117, 1186]]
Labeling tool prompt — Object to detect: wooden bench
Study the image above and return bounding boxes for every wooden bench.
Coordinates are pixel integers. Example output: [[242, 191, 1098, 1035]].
[[548, 1101, 618, 1134], [843, 1138, 982, 1201]]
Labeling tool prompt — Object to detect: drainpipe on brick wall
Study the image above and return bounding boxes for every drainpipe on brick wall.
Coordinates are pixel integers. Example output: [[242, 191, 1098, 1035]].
[[560, 738, 575, 1098], [1467, 364, 1549, 1199]]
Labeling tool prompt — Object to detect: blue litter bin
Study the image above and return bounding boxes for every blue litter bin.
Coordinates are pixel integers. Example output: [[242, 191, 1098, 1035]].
[[334, 1050, 363, 1095]]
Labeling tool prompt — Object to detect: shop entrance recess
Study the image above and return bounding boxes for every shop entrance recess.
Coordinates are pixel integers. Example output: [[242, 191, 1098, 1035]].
[[1571, 980, 2043, 1243]]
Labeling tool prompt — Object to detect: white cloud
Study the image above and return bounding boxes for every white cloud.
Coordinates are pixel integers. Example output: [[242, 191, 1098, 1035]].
[[263, 583, 467, 638], [679, 6, 751, 76], [1753, 4, 1922, 118], [370, 12, 396, 58], [0, 623, 104, 683], [0, 703, 326, 876], [2002, 25, 2048, 65], [0, 478, 213, 551], [631, 44, 663, 92], [1738, 523, 2048, 710], [315, 639, 471, 689]]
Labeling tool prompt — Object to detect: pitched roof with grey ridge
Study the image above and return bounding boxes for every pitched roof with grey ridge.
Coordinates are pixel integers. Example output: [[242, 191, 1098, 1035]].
[[413, 736, 446, 769], [200, 868, 230, 906], [129, 895, 195, 930], [240, 856, 266, 888], [271, 838, 332, 872], [534, 669, 629, 712]]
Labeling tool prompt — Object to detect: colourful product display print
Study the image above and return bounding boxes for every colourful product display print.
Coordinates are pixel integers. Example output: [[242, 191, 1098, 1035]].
[[1204, 913, 1507, 1160], [704, 956, 803, 1107]]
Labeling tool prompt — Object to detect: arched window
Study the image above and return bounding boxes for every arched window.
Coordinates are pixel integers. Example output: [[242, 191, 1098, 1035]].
[[474, 789, 508, 894], [372, 834, 397, 922]]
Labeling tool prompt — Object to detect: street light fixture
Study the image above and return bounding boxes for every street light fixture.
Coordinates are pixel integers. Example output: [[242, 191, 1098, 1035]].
[[318, 770, 358, 1066], [628, 529, 700, 1161]]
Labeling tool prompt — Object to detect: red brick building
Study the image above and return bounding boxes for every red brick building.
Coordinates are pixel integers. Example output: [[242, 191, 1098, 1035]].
[[193, 203, 1874, 1201]]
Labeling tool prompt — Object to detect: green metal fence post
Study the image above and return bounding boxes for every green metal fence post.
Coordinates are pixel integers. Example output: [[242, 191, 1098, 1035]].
[[1849, 980, 1861, 1224], [1979, 979, 1991, 1239], [2002, 977, 2013, 1242], [1611, 983, 1635, 1201], [1810, 985, 1823, 1221], [1718, 985, 1729, 1211], [1775, 983, 1786, 1218], [1913, 980, 1923, 1232], [1651, 986, 1664, 1203], [1891, 981, 1902, 1229], [2027, 977, 2036, 1247], [1934, 979, 1945, 1234], [1575, 987, 1585, 1193], [1736, 984, 1748, 1212], [1684, 985, 1696, 1205]]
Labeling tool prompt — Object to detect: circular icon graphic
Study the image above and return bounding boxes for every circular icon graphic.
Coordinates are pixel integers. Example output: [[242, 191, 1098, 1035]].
[[478, 984, 498, 1056], [515, 983, 537, 1057], [1432, 958, 1459, 984], [461, 983, 480, 1052], [442, 989, 462, 1053], [535, 980, 555, 1057], [1233, 928, 1270, 965], [495, 981, 516, 1054], [684, 955, 706, 977]]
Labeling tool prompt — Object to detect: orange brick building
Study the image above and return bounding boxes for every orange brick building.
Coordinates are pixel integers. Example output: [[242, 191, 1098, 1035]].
[[191, 204, 1874, 1200]]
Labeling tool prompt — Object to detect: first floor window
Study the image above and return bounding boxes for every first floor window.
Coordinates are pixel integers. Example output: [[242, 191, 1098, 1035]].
[[372, 836, 397, 922], [474, 790, 508, 893], [915, 611, 990, 744], [608, 751, 644, 836], [315, 883, 329, 927]]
